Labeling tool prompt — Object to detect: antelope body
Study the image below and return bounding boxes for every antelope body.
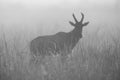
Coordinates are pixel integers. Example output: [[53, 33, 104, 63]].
[[30, 12, 89, 60]]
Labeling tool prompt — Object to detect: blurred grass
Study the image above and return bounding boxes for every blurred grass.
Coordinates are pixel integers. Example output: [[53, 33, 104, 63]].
[[0, 25, 120, 80]]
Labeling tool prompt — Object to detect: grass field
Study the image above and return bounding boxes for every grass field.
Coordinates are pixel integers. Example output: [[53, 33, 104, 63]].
[[0, 23, 120, 80]]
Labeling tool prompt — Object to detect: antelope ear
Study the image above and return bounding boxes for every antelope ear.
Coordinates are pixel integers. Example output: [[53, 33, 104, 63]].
[[69, 21, 76, 27], [82, 21, 89, 27]]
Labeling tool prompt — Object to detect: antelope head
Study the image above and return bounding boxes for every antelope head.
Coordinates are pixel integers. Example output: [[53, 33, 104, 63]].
[[69, 13, 89, 32]]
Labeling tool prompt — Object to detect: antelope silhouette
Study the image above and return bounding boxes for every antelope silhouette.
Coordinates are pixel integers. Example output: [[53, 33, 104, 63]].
[[30, 12, 89, 63]]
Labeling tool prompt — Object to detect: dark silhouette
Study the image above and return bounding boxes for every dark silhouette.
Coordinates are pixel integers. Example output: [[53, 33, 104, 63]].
[[30, 12, 89, 62]]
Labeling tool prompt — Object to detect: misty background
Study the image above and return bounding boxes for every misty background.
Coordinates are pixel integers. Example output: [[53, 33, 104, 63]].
[[0, 0, 120, 38], [0, 0, 120, 80]]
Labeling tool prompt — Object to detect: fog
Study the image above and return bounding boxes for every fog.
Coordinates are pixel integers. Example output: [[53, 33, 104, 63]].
[[0, 1, 120, 80], [0, 0, 120, 38]]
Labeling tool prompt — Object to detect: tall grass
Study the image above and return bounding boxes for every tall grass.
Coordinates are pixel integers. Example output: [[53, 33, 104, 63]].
[[0, 25, 120, 80]]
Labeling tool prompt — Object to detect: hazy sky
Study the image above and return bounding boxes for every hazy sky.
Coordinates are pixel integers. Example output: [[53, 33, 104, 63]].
[[0, 0, 118, 7], [0, 0, 119, 36]]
